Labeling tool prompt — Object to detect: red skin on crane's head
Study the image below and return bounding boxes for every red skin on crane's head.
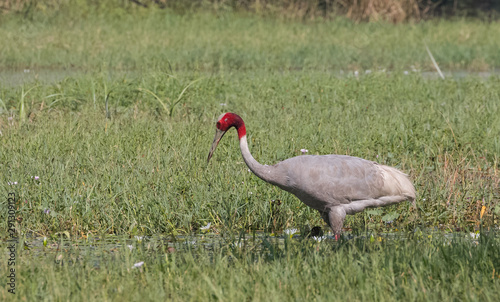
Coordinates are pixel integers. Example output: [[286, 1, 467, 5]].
[[216, 112, 247, 139], [208, 112, 247, 163]]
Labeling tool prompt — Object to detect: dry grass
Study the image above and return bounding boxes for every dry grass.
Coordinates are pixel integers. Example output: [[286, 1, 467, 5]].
[[0, 0, 23, 12], [337, 0, 421, 23], [425, 151, 499, 228]]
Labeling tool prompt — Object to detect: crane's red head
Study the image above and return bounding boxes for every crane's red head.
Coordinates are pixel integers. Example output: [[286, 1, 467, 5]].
[[207, 113, 246, 163], [215, 113, 246, 137]]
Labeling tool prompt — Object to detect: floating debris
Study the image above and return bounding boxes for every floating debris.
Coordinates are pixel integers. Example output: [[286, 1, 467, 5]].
[[200, 222, 211, 231], [312, 236, 326, 242], [470, 232, 480, 239]]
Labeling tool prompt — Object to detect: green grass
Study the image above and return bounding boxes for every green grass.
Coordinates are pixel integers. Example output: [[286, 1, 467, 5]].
[[0, 8, 500, 72], [1, 7, 500, 301], [0, 71, 499, 234], [1, 233, 499, 301]]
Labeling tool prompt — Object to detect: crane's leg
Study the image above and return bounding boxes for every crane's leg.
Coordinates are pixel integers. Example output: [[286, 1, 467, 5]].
[[320, 211, 330, 227], [320, 207, 346, 241], [320, 206, 346, 240]]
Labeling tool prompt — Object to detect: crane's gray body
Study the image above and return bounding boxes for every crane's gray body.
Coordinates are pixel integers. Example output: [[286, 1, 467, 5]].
[[208, 113, 416, 238], [239, 136, 416, 236]]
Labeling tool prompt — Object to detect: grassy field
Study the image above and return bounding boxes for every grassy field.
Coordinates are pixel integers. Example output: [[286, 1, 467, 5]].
[[1, 71, 499, 235], [1, 8, 500, 72], [1, 5, 500, 301], [1, 233, 499, 301]]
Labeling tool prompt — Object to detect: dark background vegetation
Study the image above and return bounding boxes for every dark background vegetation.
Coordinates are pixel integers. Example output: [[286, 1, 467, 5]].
[[1, 0, 500, 22]]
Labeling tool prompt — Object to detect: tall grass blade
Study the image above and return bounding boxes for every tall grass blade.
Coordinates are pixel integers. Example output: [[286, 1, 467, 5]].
[[425, 43, 445, 79], [105, 91, 112, 119], [0, 97, 6, 113], [169, 77, 204, 117], [137, 87, 168, 111], [19, 86, 37, 124]]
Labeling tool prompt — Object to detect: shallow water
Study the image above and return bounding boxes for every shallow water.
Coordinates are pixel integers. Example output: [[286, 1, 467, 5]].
[[18, 229, 498, 256], [1, 68, 499, 87], [2, 229, 495, 272], [0, 68, 136, 87], [0, 69, 80, 86]]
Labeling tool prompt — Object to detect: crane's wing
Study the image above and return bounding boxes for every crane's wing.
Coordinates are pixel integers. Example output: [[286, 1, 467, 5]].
[[271, 155, 414, 210]]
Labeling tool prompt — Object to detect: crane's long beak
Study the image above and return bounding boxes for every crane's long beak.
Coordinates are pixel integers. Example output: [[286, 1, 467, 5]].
[[207, 129, 226, 163]]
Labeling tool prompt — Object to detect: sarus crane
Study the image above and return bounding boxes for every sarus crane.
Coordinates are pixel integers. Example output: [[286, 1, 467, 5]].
[[207, 113, 416, 239]]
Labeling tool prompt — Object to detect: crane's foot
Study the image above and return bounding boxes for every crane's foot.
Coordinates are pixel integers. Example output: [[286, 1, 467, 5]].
[[325, 207, 346, 242]]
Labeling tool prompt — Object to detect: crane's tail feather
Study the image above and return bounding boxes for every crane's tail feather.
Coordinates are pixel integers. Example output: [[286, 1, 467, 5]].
[[379, 165, 416, 207]]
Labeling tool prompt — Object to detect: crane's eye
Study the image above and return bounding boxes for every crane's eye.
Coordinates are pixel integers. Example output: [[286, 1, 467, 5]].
[[225, 118, 228, 122]]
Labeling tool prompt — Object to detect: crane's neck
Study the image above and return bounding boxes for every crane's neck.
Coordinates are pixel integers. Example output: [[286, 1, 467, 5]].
[[239, 134, 275, 183], [224, 113, 275, 183]]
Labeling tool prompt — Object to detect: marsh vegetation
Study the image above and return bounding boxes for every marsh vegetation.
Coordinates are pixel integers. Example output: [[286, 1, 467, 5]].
[[0, 2, 499, 300]]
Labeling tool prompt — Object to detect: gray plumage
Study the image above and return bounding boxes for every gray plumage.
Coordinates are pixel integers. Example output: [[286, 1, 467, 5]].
[[208, 113, 416, 239]]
